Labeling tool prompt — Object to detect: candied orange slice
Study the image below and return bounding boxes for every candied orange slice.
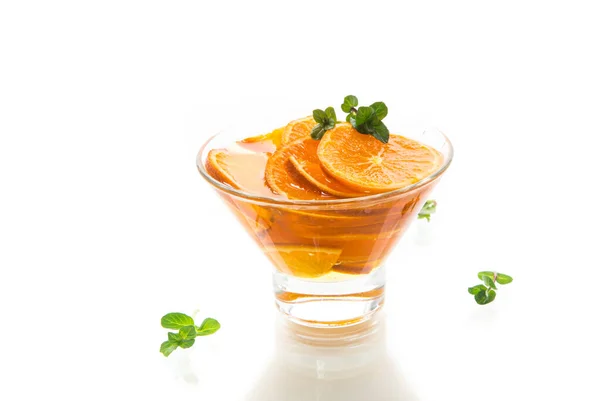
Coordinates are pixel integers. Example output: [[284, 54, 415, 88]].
[[265, 139, 337, 200], [287, 138, 366, 198], [281, 116, 316, 144], [206, 148, 275, 197], [264, 245, 342, 278], [317, 123, 443, 193]]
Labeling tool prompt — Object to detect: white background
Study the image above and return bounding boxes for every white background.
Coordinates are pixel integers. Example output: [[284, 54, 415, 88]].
[[1, 1, 599, 400]]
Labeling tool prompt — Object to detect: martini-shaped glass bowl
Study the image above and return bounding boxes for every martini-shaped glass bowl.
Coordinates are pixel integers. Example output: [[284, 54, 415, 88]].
[[197, 128, 453, 327]]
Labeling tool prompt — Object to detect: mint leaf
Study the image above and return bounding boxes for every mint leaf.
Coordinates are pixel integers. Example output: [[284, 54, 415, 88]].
[[168, 332, 182, 343], [311, 124, 326, 140], [370, 119, 389, 143], [477, 271, 495, 281], [484, 289, 497, 304], [313, 109, 326, 124], [325, 106, 337, 122], [370, 102, 388, 120], [160, 311, 219, 357], [160, 341, 178, 357], [179, 325, 197, 340], [355, 106, 374, 126], [418, 200, 437, 221], [471, 272, 512, 305], [341, 95, 358, 112], [311, 107, 337, 140], [474, 290, 488, 305], [468, 284, 487, 295], [179, 339, 195, 349], [482, 275, 497, 290], [346, 114, 354, 123], [496, 273, 513, 285], [161, 313, 194, 329], [196, 318, 221, 336]]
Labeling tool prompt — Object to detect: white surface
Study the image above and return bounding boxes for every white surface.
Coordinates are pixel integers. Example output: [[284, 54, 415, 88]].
[[1, 1, 599, 400]]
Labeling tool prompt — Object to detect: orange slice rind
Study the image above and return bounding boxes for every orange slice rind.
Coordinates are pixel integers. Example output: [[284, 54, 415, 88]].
[[265, 139, 337, 200]]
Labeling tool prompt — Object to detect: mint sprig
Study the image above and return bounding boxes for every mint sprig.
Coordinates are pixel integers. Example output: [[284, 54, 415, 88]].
[[159, 312, 220, 357], [468, 272, 513, 305], [342, 95, 390, 143], [418, 200, 437, 222], [311, 107, 337, 140]]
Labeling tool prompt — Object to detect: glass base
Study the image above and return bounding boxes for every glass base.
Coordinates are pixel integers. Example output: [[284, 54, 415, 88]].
[[273, 266, 386, 327]]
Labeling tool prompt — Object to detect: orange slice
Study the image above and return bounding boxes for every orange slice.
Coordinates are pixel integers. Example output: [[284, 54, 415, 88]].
[[240, 126, 284, 149], [265, 139, 337, 200], [263, 245, 342, 278], [206, 148, 274, 197], [281, 116, 316, 144], [317, 123, 443, 193], [287, 138, 366, 198]]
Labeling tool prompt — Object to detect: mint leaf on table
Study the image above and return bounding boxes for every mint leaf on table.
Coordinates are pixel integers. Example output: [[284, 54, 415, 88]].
[[469, 272, 513, 305], [496, 273, 513, 284], [179, 325, 197, 340], [160, 341, 179, 357], [196, 318, 221, 336], [159, 312, 220, 357], [418, 200, 437, 222], [468, 284, 487, 295], [482, 275, 497, 290], [161, 312, 194, 329]]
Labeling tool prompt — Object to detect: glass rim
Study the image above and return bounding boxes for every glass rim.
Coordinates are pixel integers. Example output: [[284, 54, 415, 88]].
[[196, 128, 454, 208]]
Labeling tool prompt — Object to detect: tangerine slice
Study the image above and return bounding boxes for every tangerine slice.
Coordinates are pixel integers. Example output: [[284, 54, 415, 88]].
[[281, 116, 316, 144], [206, 148, 274, 197], [263, 245, 342, 278], [287, 139, 366, 198], [240, 126, 284, 149], [265, 139, 337, 200], [317, 123, 443, 193]]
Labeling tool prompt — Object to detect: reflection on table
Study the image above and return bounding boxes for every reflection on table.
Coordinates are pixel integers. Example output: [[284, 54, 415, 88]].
[[247, 311, 417, 401]]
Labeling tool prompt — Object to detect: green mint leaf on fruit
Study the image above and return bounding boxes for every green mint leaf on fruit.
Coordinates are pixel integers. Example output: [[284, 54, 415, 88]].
[[159, 312, 220, 357], [179, 325, 197, 340], [196, 317, 221, 336], [179, 339, 195, 349], [346, 114, 354, 123], [474, 290, 488, 305], [341, 95, 358, 112], [354, 106, 374, 126], [418, 200, 437, 221], [313, 109, 327, 124], [477, 271, 495, 281], [482, 275, 497, 290], [370, 102, 388, 120], [161, 312, 194, 329], [160, 341, 179, 357], [311, 124, 327, 140], [468, 284, 487, 295], [325, 106, 337, 122], [370, 119, 390, 143], [496, 273, 513, 285], [311, 107, 337, 140]]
